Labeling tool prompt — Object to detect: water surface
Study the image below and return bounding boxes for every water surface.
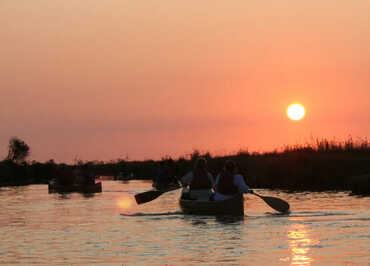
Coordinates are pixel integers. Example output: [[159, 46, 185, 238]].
[[0, 180, 369, 265]]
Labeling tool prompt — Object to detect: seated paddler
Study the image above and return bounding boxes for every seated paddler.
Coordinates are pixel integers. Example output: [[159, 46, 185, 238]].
[[154, 159, 179, 190], [181, 158, 215, 201], [214, 160, 253, 201]]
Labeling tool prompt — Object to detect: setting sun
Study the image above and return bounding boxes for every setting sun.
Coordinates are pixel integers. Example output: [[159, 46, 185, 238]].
[[287, 103, 305, 121]]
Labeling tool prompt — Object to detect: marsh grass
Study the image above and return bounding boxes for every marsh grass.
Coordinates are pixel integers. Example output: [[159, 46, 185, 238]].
[[173, 137, 370, 194], [1, 138, 369, 194], [226, 138, 370, 194]]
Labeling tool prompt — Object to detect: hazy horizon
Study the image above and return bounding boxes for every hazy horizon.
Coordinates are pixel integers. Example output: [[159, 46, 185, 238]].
[[1, 1, 370, 163]]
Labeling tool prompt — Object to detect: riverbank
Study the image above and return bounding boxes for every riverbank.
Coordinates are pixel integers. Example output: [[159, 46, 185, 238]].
[[1, 139, 369, 195]]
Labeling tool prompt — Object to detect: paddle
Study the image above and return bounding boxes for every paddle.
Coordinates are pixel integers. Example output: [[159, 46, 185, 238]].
[[251, 191, 290, 213], [135, 185, 181, 205]]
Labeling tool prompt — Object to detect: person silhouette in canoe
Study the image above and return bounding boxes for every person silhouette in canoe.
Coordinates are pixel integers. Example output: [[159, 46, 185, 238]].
[[55, 165, 75, 186], [181, 158, 215, 200], [153, 161, 165, 188], [213, 160, 253, 201], [154, 159, 179, 190], [74, 165, 96, 185]]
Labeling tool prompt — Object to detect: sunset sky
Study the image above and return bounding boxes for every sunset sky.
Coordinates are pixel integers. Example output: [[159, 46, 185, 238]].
[[1, 1, 370, 163]]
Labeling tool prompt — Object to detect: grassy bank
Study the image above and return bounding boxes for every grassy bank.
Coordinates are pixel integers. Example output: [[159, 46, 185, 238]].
[[1, 138, 369, 195]]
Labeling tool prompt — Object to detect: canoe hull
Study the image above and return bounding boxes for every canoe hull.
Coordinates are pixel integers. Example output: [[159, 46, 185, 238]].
[[179, 193, 244, 216], [48, 182, 102, 194]]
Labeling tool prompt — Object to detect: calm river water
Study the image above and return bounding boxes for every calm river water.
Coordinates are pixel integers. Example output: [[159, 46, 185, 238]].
[[0, 180, 369, 265]]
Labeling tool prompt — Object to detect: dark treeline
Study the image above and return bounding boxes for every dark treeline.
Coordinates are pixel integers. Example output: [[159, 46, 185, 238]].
[[1, 138, 369, 195]]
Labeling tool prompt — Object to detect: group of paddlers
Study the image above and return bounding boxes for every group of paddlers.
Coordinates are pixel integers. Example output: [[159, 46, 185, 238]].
[[152, 159, 178, 189], [153, 158, 253, 201], [53, 165, 96, 186]]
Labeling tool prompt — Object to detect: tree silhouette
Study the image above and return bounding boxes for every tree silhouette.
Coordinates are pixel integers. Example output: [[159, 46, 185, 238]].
[[6, 137, 30, 163]]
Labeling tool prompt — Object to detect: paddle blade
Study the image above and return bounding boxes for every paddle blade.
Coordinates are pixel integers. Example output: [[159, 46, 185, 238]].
[[135, 190, 164, 205], [255, 193, 290, 213]]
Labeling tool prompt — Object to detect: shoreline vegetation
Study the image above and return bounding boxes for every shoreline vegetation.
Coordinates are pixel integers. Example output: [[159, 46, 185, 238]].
[[0, 138, 369, 195]]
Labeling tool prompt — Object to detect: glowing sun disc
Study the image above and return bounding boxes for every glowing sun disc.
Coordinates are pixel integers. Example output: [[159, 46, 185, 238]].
[[287, 104, 305, 120]]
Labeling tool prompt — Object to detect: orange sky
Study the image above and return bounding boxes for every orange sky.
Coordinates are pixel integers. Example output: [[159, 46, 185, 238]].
[[1, 1, 370, 163]]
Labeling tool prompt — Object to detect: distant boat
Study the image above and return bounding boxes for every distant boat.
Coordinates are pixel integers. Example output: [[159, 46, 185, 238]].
[[48, 181, 102, 194], [115, 172, 133, 181], [179, 191, 244, 216]]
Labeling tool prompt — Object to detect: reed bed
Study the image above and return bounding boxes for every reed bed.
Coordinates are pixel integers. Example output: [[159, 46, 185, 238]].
[[1, 138, 369, 194]]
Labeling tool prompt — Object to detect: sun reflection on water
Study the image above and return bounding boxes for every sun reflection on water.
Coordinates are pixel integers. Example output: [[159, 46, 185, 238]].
[[116, 195, 135, 211], [288, 223, 316, 265]]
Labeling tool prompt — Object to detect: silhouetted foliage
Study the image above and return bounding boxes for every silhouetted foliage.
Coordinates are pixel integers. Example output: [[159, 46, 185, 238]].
[[6, 137, 30, 164], [0, 137, 369, 195]]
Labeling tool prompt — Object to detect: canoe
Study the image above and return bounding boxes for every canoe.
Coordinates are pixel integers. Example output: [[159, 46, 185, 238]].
[[115, 172, 131, 181], [179, 192, 244, 216], [48, 181, 102, 194]]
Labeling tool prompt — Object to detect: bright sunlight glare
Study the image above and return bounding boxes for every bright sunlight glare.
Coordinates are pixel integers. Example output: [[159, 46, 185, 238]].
[[287, 103, 305, 121], [117, 195, 134, 210]]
